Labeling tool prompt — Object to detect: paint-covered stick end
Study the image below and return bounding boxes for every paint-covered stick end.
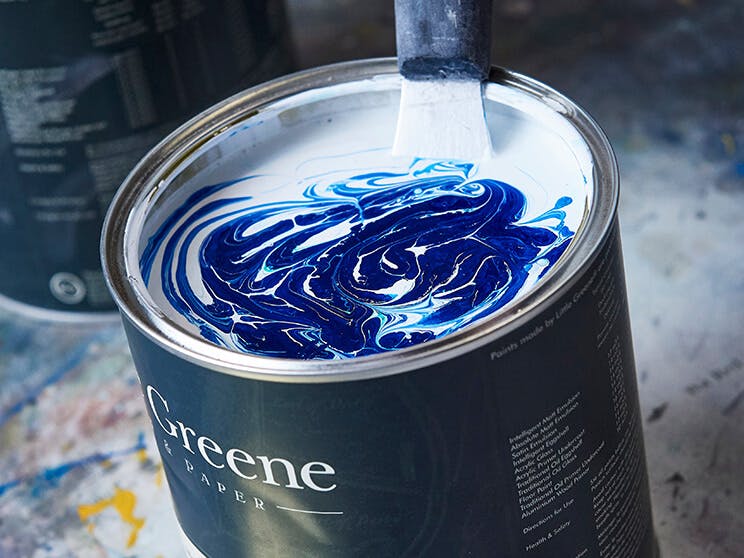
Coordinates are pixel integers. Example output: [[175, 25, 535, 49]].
[[392, 78, 492, 161]]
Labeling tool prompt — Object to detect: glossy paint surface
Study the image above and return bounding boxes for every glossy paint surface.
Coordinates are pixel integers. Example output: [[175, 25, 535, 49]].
[[141, 157, 576, 358]]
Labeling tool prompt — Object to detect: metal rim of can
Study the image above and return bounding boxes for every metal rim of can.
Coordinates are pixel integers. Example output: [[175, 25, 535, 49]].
[[101, 58, 619, 384]]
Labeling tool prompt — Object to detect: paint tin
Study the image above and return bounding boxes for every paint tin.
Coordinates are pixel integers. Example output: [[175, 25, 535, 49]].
[[102, 60, 659, 557], [0, 0, 292, 319]]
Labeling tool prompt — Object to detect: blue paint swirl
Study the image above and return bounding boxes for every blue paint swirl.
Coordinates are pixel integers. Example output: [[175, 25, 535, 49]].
[[141, 160, 575, 359]]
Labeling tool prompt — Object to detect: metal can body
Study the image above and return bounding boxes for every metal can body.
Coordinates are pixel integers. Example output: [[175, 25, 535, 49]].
[[103, 60, 658, 557], [0, 0, 292, 318]]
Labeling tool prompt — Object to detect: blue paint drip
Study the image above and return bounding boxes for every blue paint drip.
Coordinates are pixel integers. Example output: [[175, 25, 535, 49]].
[[0, 433, 146, 498], [142, 160, 575, 359]]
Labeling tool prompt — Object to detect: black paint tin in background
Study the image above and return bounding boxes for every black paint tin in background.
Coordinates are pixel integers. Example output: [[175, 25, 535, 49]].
[[0, 0, 293, 319], [102, 60, 659, 557]]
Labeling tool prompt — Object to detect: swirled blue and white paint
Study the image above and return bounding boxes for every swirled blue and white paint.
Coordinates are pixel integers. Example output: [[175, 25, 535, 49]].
[[141, 158, 576, 359]]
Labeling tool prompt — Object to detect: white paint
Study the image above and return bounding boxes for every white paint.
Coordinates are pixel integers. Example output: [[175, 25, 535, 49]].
[[393, 78, 492, 160]]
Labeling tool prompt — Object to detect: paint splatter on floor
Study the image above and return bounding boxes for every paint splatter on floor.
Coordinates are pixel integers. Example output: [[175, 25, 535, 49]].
[[0, 434, 146, 497], [78, 487, 145, 549], [155, 463, 164, 488]]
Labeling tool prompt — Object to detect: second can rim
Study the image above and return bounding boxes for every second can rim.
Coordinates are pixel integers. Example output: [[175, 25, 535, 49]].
[[101, 58, 619, 383]]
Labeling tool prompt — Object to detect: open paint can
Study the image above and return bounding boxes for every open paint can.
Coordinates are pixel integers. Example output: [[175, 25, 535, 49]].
[[102, 59, 658, 557]]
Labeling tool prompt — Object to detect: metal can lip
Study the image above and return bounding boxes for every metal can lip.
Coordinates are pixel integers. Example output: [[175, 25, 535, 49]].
[[101, 58, 619, 384]]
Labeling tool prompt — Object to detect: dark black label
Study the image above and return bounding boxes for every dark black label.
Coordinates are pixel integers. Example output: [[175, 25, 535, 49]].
[[124, 222, 657, 557], [0, 0, 292, 312]]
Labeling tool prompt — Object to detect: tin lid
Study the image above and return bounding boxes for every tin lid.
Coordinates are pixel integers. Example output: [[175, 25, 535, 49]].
[[101, 59, 618, 383]]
